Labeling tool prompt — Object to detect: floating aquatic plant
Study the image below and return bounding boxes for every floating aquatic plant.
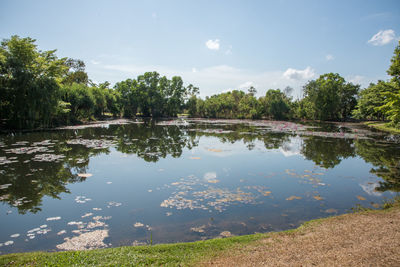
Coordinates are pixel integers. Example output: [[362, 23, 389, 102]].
[[77, 173, 93, 178], [32, 153, 65, 162], [56, 229, 109, 251], [46, 216, 61, 221], [286, 196, 302, 201]]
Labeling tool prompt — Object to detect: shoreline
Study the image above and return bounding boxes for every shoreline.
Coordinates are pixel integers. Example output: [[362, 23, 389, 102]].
[[1, 202, 399, 266], [363, 121, 400, 134]]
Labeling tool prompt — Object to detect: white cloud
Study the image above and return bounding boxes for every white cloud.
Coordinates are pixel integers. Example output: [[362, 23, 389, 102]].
[[99, 63, 315, 98], [152, 12, 157, 19], [367, 29, 396, 46], [359, 182, 381, 196], [90, 60, 100, 65], [280, 136, 303, 157], [283, 66, 315, 80], [205, 39, 220, 50], [325, 54, 334, 61]]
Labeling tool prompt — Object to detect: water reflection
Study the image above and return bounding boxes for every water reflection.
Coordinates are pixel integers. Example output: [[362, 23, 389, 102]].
[[0, 119, 399, 217]]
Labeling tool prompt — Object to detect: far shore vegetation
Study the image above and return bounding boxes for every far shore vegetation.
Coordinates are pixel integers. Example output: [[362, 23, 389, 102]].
[[1, 35, 400, 132]]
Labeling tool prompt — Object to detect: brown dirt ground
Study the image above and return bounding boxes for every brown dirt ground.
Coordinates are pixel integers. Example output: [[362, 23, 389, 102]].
[[201, 208, 400, 266]]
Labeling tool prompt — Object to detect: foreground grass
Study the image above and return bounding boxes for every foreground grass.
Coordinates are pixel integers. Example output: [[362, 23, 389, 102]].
[[364, 121, 400, 134], [0, 234, 265, 266]]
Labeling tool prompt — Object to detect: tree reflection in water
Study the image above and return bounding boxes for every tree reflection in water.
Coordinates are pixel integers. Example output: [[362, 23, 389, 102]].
[[0, 120, 398, 214]]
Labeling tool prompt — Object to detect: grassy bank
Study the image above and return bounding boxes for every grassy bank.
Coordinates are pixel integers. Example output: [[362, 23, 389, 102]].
[[0, 234, 265, 266], [1, 199, 399, 266], [364, 121, 400, 134]]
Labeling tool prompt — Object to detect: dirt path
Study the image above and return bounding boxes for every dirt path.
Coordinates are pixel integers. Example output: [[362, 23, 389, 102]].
[[202, 208, 400, 266]]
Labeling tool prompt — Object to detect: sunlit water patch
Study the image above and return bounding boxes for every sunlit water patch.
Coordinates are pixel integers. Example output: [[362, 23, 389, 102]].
[[0, 119, 399, 254]]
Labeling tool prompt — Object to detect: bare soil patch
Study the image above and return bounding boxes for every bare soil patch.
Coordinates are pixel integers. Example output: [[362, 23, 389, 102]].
[[202, 208, 400, 266]]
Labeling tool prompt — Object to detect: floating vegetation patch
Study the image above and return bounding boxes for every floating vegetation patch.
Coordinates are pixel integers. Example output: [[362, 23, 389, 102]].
[[66, 138, 116, 149], [356, 195, 366, 201], [191, 129, 234, 134], [204, 172, 219, 183], [0, 157, 18, 165], [219, 231, 233, 238], [207, 148, 223, 153], [32, 153, 65, 162], [286, 196, 302, 201], [313, 195, 323, 201], [4, 241, 14, 246], [75, 196, 92, 204], [325, 208, 338, 213], [77, 173, 93, 178], [134, 222, 144, 228], [46, 216, 61, 221], [190, 225, 206, 233], [107, 201, 122, 208], [285, 169, 327, 187], [58, 119, 135, 130], [57, 230, 67, 235], [26, 225, 51, 240], [5, 146, 50, 155], [56, 229, 109, 251], [0, 184, 12, 190], [156, 120, 190, 126], [161, 175, 258, 212]]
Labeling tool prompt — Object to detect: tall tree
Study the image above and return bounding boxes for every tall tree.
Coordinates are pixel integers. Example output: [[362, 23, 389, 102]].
[[0, 36, 68, 129], [377, 41, 400, 126], [301, 73, 359, 121]]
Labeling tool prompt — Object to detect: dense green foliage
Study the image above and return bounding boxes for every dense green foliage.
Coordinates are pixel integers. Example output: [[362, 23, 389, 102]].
[[0, 36, 68, 129], [1, 35, 400, 130], [0, 36, 198, 129], [299, 73, 359, 121], [354, 41, 400, 127]]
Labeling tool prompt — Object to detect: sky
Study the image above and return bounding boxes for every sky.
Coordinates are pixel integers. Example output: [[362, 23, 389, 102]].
[[1, 0, 399, 98]]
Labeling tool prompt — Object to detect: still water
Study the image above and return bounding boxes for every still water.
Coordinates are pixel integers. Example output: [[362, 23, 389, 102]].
[[0, 119, 399, 254]]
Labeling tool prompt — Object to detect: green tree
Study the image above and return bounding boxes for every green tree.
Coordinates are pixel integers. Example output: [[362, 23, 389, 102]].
[[352, 81, 389, 120], [301, 73, 359, 121], [377, 41, 400, 127], [0, 35, 68, 129], [259, 89, 291, 120], [62, 58, 88, 85]]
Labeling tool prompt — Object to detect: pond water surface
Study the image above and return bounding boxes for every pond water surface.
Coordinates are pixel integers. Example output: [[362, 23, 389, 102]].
[[0, 119, 399, 254]]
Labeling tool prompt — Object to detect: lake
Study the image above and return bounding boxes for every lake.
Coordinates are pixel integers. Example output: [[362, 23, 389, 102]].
[[0, 118, 399, 254]]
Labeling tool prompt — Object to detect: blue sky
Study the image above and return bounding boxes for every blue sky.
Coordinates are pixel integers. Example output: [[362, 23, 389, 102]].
[[1, 0, 399, 97]]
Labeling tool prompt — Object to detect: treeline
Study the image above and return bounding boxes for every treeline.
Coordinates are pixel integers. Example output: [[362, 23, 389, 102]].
[[188, 43, 400, 126], [1, 35, 400, 130], [187, 73, 360, 121], [0, 36, 198, 129]]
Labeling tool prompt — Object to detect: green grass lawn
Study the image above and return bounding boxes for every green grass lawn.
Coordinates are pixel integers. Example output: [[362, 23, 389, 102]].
[[0, 234, 265, 266]]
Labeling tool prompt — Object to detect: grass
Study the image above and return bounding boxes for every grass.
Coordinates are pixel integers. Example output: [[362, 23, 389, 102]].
[[0, 234, 265, 266], [364, 121, 400, 134]]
